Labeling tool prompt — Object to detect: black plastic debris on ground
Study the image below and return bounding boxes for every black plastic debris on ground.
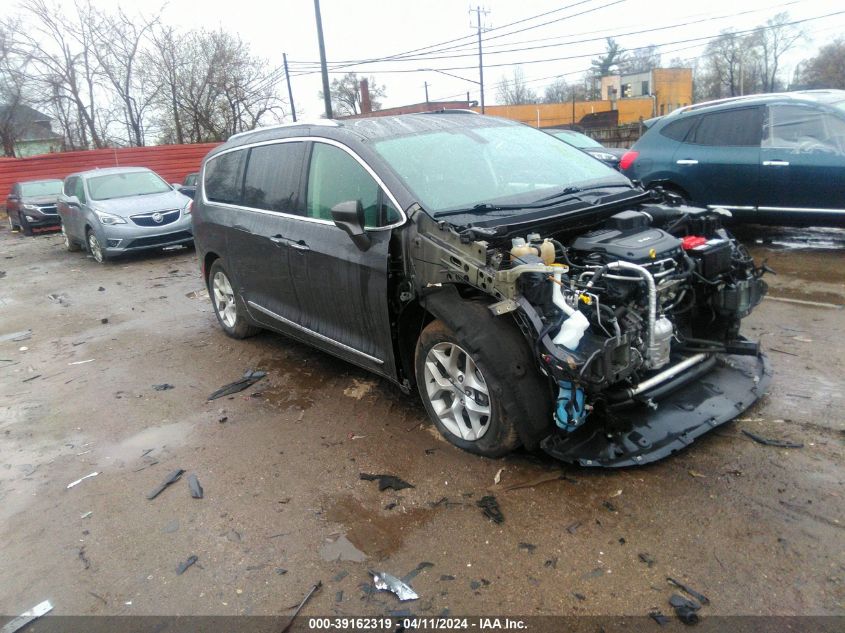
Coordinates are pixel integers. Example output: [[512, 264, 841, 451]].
[[669, 593, 701, 625], [402, 561, 434, 584], [208, 369, 267, 401], [667, 577, 710, 605], [518, 542, 537, 553], [476, 495, 504, 524], [639, 552, 656, 567], [544, 557, 558, 569], [147, 469, 185, 500], [359, 473, 414, 492], [176, 555, 198, 575], [742, 429, 804, 449], [187, 474, 203, 499], [649, 610, 670, 625], [566, 521, 582, 534], [153, 383, 174, 391]]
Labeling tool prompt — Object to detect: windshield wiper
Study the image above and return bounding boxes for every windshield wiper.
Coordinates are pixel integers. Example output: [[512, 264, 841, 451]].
[[433, 202, 528, 218]]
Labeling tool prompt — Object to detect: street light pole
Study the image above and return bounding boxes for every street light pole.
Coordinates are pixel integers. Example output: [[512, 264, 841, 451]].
[[474, 6, 485, 114], [283, 53, 297, 122], [313, 0, 333, 119]]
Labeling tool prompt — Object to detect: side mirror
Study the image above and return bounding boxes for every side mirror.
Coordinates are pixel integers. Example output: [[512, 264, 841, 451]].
[[331, 200, 371, 251], [64, 195, 80, 207], [7, 194, 19, 202]]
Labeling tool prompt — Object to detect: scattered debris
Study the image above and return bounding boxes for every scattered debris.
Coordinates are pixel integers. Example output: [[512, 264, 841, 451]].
[[146, 469, 185, 500], [100, 318, 109, 324], [68, 359, 95, 366], [582, 567, 605, 580], [669, 593, 700, 625], [187, 474, 204, 499], [78, 546, 91, 570], [275, 568, 288, 575], [638, 553, 655, 567], [176, 555, 198, 575], [424, 448, 438, 455], [281, 582, 322, 633], [544, 557, 558, 569], [185, 289, 209, 300], [0, 599, 53, 633], [502, 470, 570, 491], [667, 577, 710, 605], [602, 500, 618, 512], [335, 590, 343, 603], [371, 571, 418, 601], [384, 502, 397, 510], [571, 592, 586, 601], [476, 495, 504, 524], [80, 511, 93, 520], [742, 430, 803, 449], [67, 472, 99, 489], [0, 329, 31, 343], [518, 542, 537, 553], [439, 575, 455, 581], [688, 470, 706, 478], [333, 570, 349, 582], [649, 611, 670, 626], [359, 473, 414, 491], [566, 521, 582, 534], [98, 286, 105, 292], [218, 416, 228, 423], [22, 374, 41, 383], [343, 379, 374, 400], [88, 591, 107, 606], [47, 293, 70, 307], [402, 562, 434, 584], [207, 369, 267, 400], [153, 383, 174, 391], [609, 489, 623, 498], [493, 468, 504, 485], [470, 579, 491, 591]]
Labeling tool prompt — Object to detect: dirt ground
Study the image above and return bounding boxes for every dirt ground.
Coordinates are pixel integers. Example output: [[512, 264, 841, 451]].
[[0, 222, 843, 624]]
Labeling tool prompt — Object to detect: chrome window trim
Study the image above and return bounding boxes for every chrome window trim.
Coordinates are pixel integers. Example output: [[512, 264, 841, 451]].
[[202, 136, 407, 231], [758, 206, 845, 214], [707, 205, 755, 210], [247, 300, 384, 365]]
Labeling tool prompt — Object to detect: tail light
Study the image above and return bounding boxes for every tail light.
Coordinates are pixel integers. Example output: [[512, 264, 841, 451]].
[[619, 150, 639, 171]]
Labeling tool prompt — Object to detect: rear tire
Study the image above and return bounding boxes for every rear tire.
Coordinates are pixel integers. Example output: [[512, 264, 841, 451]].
[[207, 260, 260, 339]]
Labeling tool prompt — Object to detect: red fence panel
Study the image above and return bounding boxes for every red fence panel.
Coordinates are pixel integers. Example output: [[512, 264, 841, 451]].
[[0, 143, 221, 206]]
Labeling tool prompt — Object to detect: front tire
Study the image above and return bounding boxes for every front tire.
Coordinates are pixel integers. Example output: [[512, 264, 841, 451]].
[[86, 229, 107, 263], [7, 215, 17, 232], [20, 215, 33, 236], [416, 319, 521, 457], [207, 260, 259, 339]]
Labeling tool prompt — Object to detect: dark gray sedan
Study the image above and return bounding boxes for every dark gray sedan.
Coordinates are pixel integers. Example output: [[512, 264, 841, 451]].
[[57, 167, 193, 263]]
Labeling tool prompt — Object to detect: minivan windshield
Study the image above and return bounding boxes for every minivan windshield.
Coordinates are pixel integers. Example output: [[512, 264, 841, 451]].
[[372, 122, 630, 214], [87, 171, 172, 201], [21, 180, 63, 197]]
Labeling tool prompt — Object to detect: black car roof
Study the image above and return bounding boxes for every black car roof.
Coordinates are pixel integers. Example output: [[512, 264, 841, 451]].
[[209, 112, 518, 157]]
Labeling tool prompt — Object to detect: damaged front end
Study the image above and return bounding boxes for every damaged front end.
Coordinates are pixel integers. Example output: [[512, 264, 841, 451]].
[[411, 197, 771, 467]]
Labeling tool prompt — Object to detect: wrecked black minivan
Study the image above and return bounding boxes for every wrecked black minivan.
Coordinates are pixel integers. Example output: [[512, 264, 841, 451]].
[[192, 113, 770, 467]]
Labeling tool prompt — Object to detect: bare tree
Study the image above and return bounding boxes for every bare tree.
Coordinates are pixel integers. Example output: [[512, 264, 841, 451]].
[[320, 72, 385, 116], [621, 45, 661, 75], [496, 67, 538, 105], [543, 77, 569, 104], [754, 12, 804, 92], [793, 37, 845, 89], [698, 30, 760, 99], [87, 2, 161, 146], [0, 18, 33, 156]]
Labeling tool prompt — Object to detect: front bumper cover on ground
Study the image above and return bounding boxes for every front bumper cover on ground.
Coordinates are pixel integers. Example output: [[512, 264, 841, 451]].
[[541, 353, 771, 467]]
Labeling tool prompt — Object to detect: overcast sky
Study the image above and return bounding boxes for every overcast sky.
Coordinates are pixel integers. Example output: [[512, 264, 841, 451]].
[[16, 0, 845, 119]]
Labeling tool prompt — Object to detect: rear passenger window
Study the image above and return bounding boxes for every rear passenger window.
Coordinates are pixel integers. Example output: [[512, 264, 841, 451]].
[[205, 150, 246, 204], [242, 142, 305, 214], [306, 142, 400, 228], [660, 117, 696, 142], [688, 108, 763, 147]]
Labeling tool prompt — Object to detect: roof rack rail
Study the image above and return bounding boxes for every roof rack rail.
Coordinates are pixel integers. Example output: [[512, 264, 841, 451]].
[[228, 119, 339, 141]]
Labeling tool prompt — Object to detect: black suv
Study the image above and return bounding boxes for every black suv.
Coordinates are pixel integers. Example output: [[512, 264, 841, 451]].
[[193, 113, 770, 467], [622, 90, 845, 227]]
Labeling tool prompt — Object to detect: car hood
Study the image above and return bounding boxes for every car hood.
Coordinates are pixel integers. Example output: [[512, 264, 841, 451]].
[[23, 195, 61, 205], [91, 190, 190, 217]]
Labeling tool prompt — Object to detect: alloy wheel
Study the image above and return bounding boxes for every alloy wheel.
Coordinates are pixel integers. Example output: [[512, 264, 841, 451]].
[[212, 271, 237, 328], [88, 232, 104, 263], [423, 342, 492, 441]]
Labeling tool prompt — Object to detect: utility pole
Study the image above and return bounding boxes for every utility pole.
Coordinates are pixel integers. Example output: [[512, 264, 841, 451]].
[[313, 0, 333, 119], [470, 6, 489, 114], [283, 53, 297, 122], [424, 81, 429, 103]]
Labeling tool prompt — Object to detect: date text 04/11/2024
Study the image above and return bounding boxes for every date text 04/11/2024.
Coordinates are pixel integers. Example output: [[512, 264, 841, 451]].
[[306, 617, 527, 630]]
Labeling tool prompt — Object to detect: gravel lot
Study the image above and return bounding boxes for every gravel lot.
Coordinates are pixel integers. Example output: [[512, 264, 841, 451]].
[[0, 223, 843, 623]]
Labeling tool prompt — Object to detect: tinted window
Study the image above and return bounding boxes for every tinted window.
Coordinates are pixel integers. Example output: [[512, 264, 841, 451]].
[[765, 105, 845, 155], [688, 108, 763, 147], [242, 142, 305, 214], [205, 150, 247, 204], [660, 117, 696, 142], [306, 142, 399, 228], [87, 171, 171, 201]]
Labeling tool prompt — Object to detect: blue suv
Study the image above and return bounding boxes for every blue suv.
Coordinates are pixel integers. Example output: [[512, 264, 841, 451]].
[[621, 90, 845, 227]]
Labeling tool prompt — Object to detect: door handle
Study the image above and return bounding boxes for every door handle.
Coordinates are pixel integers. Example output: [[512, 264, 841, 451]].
[[676, 159, 699, 165], [288, 240, 310, 252], [269, 234, 288, 246], [762, 160, 790, 166]]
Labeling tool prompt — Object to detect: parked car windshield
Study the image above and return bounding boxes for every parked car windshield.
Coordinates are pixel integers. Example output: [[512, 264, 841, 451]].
[[372, 123, 630, 214], [21, 180, 63, 197], [87, 171, 172, 201], [552, 130, 603, 148]]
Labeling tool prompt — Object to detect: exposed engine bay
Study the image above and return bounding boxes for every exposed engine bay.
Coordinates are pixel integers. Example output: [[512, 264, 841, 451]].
[[410, 195, 771, 466]]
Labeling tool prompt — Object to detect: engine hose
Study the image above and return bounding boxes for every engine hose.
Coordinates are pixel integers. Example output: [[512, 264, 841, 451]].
[[535, 312, 566, 360]]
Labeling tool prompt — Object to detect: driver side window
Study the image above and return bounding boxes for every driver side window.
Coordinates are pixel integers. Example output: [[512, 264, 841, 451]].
[[306, 142, 399, 228], [74, 178, 87, 203]]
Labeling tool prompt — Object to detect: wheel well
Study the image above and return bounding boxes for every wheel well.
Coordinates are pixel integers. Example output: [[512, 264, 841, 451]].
[[203, 252, 220, 283], [395, 300, 435, 389]]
